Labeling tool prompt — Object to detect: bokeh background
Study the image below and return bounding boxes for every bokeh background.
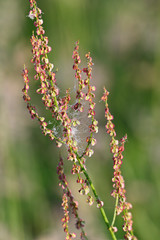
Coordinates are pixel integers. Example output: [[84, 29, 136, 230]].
[[0, 0, 160, 239]]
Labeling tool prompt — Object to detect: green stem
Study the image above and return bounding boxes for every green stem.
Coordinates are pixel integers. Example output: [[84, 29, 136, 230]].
[[111, 195, 118, 227], [76, 153, 117, 240]]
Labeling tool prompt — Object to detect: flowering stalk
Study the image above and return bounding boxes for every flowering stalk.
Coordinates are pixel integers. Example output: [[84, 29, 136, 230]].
[[57, 156, 87, 240], [101, 88, 137, 240], [22, 1, 137, 239]]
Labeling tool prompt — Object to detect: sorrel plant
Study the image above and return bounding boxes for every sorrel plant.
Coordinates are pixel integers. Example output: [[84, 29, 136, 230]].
[[22, 1, 137, 239]]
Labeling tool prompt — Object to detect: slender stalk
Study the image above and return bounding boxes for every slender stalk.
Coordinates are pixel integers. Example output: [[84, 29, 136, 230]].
[[111, 195, 118, 227]]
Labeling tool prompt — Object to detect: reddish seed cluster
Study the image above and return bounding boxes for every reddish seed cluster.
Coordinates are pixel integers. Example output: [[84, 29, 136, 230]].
[[61, 193, 76, 240], [22, 64, 61, 142], [72, 41, 85, 112], [28, 1, 59, 115], [22, 68, 31, 102], [83, 53, 98, 155], [96, 199, 104, 209], [29, 0, 59, 115], [123, 212, 137, 240], [75, 170, 94, 206], [101, 87, 137, 240], [72, 43, 98, 158], [22, 0, 63, 144], [57, 157, 87, 240], [84, 53, 96, 118], [57, 90, 83, 161]]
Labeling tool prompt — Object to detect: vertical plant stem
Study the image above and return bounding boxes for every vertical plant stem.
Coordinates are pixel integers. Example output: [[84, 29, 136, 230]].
[[111, 195, 118, 227]]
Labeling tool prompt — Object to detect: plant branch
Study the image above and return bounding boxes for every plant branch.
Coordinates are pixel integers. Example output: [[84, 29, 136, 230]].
[[111, 195, 118, 227]]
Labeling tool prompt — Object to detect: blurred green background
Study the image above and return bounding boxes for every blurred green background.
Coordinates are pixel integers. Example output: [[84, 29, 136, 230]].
[[0, 0, 160, 239]]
